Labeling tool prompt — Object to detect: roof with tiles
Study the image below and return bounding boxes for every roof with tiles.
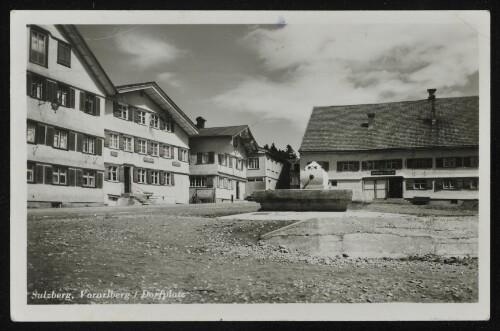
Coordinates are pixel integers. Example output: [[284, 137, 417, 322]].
[[196, 125, 249, 137], [299, 96, 479, 152]]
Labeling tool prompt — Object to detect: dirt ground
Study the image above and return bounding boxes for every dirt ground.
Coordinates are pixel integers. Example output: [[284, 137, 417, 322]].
[[27, 202, 478, 304]]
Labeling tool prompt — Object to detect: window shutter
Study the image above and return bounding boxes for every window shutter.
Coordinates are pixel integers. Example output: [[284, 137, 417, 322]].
[[160, 171, 165, 185], [337, 162, 343, 172], [159, 145, 165, 157], [206, 176, 214, 188], [119, 136, 124, 150], [45, 127, 54, 146], [68, 132, 76, 151], [76, 169, 83, 186], [322, 162, 329, 172], [134, 109, 141, 123], [96, 138, 103, 156], [35, 164, 44, 183], [36, 124, 46, 145], [128, 108, 134, 122], [407, 159, 413, 169], [171, 119, 175, 133], [26, 72, 32, 96], [69, 88, 75, 108], [208, 152, 215, 164], [75, 133, 83, 152], [94, 96, 100, 116], [104, 133, 110, 147], [96, 172, 103, 188], [146, 169, 152, 184], [68, 169, 76, 186], [113, 102, 119, 117], [396, 159, 402, 169], [104, 166, 109, 181], [353, 161, 360, 171], [405, 179, 413, 190], [427, 158, 433, 168], [147, 141, 153, 155], [46, 81, 57, 102], [436, 158, 443, 168], [463, 157, 471, 167], [434, 180, 443, 191], [44, 165, 53, 184], [426, 179, 433, 190], [178, 148, 181, 160], [133, 168, 138, 183], [79, 91, 85, 111], [134, 138, 139, 153], [455, 157, 463, 167], [197, 153, 202, 164], [171, 173, 175, 186], [119, 166, 124, 182]]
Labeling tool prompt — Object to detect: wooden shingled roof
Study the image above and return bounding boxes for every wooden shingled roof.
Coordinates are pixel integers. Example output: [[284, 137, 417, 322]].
[[299, 96, 479, 152]]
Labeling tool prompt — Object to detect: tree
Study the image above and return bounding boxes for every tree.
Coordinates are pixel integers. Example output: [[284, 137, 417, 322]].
[[263, 144, 269, 150], [286, 144, 297, 159]]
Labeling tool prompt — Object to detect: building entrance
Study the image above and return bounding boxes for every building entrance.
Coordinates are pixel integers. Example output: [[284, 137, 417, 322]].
[[124, 166, 131, 194], [388, 177, 403, 198]]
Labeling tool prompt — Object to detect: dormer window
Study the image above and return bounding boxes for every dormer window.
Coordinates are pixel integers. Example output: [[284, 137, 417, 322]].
[[30, 27, 48, 67]]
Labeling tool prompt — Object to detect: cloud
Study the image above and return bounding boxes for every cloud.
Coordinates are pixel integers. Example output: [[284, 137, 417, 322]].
[[116, 33, 184, 68], [156, 72, 182, 88], [212, 24, 479, 134]]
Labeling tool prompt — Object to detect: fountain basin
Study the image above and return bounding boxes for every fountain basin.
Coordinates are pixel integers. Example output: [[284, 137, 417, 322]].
[[253, 189, 352, 212]]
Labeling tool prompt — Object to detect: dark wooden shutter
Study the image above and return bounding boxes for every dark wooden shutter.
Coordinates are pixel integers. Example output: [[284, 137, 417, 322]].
[[36, 164, 44, 183], [119, 166, 124, 182], [68, 169, 76, 186], [434, 180, 443, 191], [463, 157, 471, 167], [104, 165, 109, 181], [395, 159, 402, 169], [26, 72, 32, 96], [197, 153, 202, 164], [427, 158, 433, 168], [171, 119, 175, 132], [426, 179, 433, 190], [160, 171, 165, 185], [405, 179, 413, 190], [79, 91, 85, 111], [353, 161, 360, 171], [128, 108, 134, 121], [36, 124, 46, 145], [322, 162, 329, 172], [69, 88, 75, 108], [337, 162, 342, 172], [133, 168, 138, 183], [75, 169, 83, 186], [76, 133, 83, 152], [134, 138, 139, 153], [94, 96, 100, 116], [113, 102, 119, 117], [147, 141, 153, 155], [45, 127, 54, 146], [134, 109, 141, 123], [208, 152, 215, 164], [68, 132, 76, 151], [436, 158, 443, 168], [178, 148, 182, 161], [206, 176, 214, 188], [104, 133, 110, 147], [146, 169, 152, 184], [171, 173, 175, 186], [159, 145, 165, 157], [407, 159, 413, 169], [44, 165, 53, 184], [96, 138, 103, 156], [119, 136, 124, 150], [46, 81, 57, 102], [96, 172, 103, 188], [160, 119, 165, 130], [455, 157, 463, 167]]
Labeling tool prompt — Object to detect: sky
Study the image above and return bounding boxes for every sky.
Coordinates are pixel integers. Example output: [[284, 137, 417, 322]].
[[77, 23, 479, 152]]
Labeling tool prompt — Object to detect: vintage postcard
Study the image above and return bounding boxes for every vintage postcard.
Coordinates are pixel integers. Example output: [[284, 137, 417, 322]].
[[10, 10, 490, 321]]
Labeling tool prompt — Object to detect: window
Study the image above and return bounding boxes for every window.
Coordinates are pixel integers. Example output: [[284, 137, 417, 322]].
[[413, 179, 428, 190], [138, 140, 147, 154], [29, 74, 45, 99], [56, 84, 70, 107], [53, 129, 68, 149], [109, 134, 119, 149], [83, 136, 95, 154], [382, 159, 399, 169], [84, 94, 95, 114], [163, 145, 174, 158], [179, 149, 188, 162], [138, 169, 147, 184], [137, 111, 146, 125], [362, 161, 379, 170], [118, 104, 128, 120], [150, 114, 160, 129], [52, 167, 67, 185], [124, 137, 133, 152], [443, 179, 456, 190], [164, 119, 172, 132], [248, 158, 259, 169], [190, 176, 207, 187], [236, 159, 243, 170], [407, 158, 432, 169], [30, 28, 48, 67], [329, 180, 337, 187], [27, 163, 34, 182], [338, 161, 358, 171], [464, 156, 479, 168], [218, 154, 227, 166], [164, 172, 172, 186], [151, 171, 160, 185], [27, 122, 36, 143], [151, 142, 159, 157], [57, 41, 71, 67], [443, 158, 456, 168], [108, 166, 118, 182], [228, 157, 234, 168], [468, 178, 479, 190], [83, 170, 95, 187], [223, 178, 229, 189]]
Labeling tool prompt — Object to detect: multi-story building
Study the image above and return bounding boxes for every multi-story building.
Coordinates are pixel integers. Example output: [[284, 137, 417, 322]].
[[102, 82, 199, 205], [246, 147, 283, 195], [287, 159, 301, 189], [299, 90, 479, 203], [188, 117, 259, 203], [26, 25, 116, 208]]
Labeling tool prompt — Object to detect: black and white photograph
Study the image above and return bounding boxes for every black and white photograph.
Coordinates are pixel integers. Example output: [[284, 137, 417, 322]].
[[10, 10, 490, 321]]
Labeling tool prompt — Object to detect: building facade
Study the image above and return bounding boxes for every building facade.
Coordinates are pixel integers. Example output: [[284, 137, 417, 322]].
[[26, 25, 116, 208], [299, 91, 479, 203], [188, 118, 259, 203], [102, 83, 199, 206], [246, 148, 283, 195]]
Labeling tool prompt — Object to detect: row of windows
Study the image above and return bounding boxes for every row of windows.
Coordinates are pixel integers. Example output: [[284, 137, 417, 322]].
[[30, 26, 71, 68], [104, 132, 185, 160], [130, 167, 175, 186], [27, 121, 103, 155], [333, 156, 478, 172], [113, 103, 175, 133], [217, 177, 235, 190], [27, 162, 103, 188], [406, 178, 479, 191], [188, 175, 238, 189], [218, 154, 245, 170]]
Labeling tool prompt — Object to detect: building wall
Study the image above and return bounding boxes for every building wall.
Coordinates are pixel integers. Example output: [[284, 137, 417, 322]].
[[300, 148, 479, 202], [27, 25, 106, 206], [246, 152, 283, 195]]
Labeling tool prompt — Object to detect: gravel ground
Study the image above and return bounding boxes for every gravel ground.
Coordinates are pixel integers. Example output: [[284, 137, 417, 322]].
[[27, 202, 478, 304]]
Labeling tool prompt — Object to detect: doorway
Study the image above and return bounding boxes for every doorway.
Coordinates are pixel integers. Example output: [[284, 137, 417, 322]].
[[387, 177, 403, 198], [236, 181, 240, 200], [124, 166, 131, 194]]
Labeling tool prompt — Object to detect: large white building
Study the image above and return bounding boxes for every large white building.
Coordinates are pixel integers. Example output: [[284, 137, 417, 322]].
[[299, 90, 479, 203], [246, 147, 283, 195]]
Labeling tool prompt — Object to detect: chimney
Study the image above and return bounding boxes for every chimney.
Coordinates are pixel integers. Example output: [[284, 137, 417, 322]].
[[367, 113, 375, 129], [427, 88, 437, 125], [196, 116, 206, 129]]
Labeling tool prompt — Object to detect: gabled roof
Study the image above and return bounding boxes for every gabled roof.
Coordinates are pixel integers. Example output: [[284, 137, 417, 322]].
[[116, 82, 199, 136], [196, 125, 248, 138], [299, 96, 479, 153], [56, 25, 117, 96]]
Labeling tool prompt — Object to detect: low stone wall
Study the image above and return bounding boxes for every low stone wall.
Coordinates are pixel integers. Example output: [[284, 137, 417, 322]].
[[261, 212, 478, 258], [253, 189, 352, 212]]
